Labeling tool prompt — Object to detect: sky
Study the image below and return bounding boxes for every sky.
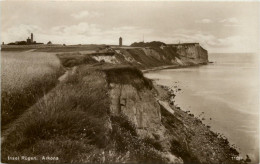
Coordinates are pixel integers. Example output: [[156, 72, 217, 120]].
[[1, 1, 260, 53]]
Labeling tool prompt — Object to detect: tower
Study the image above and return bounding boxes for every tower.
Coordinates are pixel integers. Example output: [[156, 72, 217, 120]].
[[31, 33, 33, 43], [119, 37, 122, 46]]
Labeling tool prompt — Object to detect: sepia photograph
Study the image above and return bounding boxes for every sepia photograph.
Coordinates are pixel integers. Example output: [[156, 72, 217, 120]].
[[1, 0, 259, 164]]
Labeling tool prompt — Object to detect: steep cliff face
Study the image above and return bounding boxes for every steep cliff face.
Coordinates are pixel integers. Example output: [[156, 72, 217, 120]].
[[103, 66, 163, 137], [114, 44, 208, 68], [126, 41, 208, 67], [108, 83, 171, 140], [103, 66, 183, 163], [168, 43, 208, 65]]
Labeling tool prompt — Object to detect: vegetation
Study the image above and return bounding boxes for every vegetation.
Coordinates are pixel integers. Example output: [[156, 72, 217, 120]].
[[1, 45, 107, 52], [2, 65, 166, 163], [101, 65, 153, 90], [1, 51, 64, 129], [57, 52, 98, 67], [34, 45, 107, 52], [131, 41, 167, 47]]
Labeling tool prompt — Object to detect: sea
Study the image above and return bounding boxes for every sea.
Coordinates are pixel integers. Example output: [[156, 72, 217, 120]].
[[144, 53, 259, 163]]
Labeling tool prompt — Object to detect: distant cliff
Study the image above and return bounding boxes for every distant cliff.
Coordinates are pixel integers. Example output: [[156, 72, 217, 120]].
[[168, 43, 208, 65], [91, 41, 209, 69]]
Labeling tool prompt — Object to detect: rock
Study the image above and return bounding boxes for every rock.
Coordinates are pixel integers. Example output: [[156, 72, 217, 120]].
[[245, 155, 251, 162], [109, 83, 164, 139], [162, 152, 183, 164], [158, 100, 175, 115], [170, 92, 175, 97]]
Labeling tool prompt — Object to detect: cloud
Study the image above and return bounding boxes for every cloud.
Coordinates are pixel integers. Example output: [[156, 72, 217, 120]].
[[169, 29, 258, 53], [219, 17, 241, 27], [7, 24, 42, 36], [164, 29, 247, 52], [219, 17, 239, 24], [196, 19, 213, 24], [51, 23, 101, 36], [71, 10, 102, 19], [1, 22, 153, 45]]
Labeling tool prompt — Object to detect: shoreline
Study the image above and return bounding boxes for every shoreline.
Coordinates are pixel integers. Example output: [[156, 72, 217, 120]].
[[153, 80, 251, 164], [142, 63, 208, 73]]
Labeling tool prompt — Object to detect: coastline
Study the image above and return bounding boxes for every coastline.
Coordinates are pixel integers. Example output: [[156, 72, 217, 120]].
[[142, 63, 208, 73], [152, 80, 251, 164]]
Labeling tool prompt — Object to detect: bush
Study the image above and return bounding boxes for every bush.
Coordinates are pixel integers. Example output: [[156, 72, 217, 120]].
[[57, 52, 98, 67], [102, 65, 153, 90], [110, 114, 167, 163]]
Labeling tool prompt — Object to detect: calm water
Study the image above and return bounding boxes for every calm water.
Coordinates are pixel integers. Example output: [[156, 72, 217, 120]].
[[144, 53, 259, 163]]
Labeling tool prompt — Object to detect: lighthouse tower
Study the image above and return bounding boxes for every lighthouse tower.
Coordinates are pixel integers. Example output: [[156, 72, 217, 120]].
[[31, 33, 34, 43], [119, 37, 122, 47]]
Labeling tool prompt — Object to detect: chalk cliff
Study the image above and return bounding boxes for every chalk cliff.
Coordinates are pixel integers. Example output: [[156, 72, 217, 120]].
[[125, 41, 209, 67], [168, 43, 208, 65]]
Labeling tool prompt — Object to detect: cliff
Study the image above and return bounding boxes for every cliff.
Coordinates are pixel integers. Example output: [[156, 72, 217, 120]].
[[115, 43, 208, 68], [168, 43, 208, 65], [54, 42, 208, 70], [2, 63, 245, 164]]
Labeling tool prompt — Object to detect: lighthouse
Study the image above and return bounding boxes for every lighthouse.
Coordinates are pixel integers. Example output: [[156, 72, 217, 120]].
[[119, 37, 122, 47], [31, 33, 34, 43]]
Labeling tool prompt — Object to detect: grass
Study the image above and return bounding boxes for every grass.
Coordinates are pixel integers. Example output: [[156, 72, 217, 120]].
[[2, 64, 166, 163], [56, 52, 98, 67], [1, 51, 64, 128], [1, 66, 110, 163], [109, 114, 167, 163], [34, 45, 107, 52], [1, 44, 107, 52]]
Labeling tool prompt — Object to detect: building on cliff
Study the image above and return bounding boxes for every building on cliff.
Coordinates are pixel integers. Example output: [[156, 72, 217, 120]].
[[7, 33, 43, 45], [119, 37, 122, 46]]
